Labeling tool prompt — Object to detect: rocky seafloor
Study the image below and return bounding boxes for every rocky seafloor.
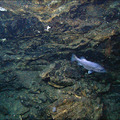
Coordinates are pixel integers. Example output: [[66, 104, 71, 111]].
[[0, 0, 120, 120]]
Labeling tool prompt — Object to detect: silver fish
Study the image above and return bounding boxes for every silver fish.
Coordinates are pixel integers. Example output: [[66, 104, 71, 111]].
[[71, 54, 106, 74]]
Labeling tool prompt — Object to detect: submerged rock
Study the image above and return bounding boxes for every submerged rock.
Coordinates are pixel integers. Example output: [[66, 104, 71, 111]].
[[0, 7, 44, 39], [48, 96, 103, 120], [0, 0, 120, 120], [0, 105, 9, 115], [39, 60, 82, 88]]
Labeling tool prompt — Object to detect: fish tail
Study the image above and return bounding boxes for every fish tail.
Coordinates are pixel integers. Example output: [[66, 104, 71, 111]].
[[71, 54, 77, 62]]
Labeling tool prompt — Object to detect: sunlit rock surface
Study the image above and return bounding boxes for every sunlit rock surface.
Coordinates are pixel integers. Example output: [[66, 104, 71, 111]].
[[0, 0, 120, 120]]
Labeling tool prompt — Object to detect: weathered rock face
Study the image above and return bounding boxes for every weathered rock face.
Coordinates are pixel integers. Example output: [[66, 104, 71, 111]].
[[0, 0, 120, 120], [39, 60, 81, 88], [0, 7, 44, 39], [49, 96, 103, 120]]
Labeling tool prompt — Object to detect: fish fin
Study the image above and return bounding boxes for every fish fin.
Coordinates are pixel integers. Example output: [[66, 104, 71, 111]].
[[80, 56, 85, 59], [78, 62, 82, 66], [71, 54, 77, 62], [88, 70, 93, 74], [100, 69, 107, 73]]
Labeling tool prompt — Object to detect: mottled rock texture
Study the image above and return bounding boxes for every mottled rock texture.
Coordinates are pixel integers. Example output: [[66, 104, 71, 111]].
[[0, 0, 120, 120]]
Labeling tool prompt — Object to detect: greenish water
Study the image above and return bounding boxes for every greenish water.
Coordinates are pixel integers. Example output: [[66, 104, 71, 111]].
[[0, 0, 120, 120]]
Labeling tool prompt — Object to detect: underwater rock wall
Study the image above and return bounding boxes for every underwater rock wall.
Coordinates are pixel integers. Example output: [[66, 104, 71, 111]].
[[0, 0, 120, 120]]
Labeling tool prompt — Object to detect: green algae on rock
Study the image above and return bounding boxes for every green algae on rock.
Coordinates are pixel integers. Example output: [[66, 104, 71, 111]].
[[0, 0, 120, 120]]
